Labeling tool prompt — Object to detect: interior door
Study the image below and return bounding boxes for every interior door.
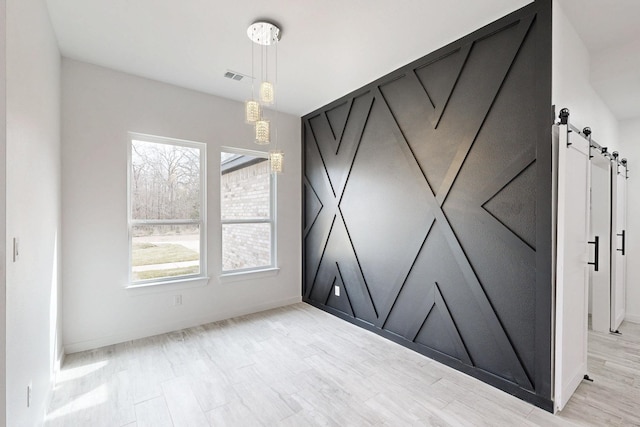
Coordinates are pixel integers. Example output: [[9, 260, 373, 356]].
[[589, 153, 611, 333], [554, 124, 591, 412], [611, 165, 627, 331]]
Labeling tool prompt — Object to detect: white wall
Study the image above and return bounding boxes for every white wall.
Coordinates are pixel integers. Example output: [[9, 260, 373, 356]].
[[0, 0, 7, 424], [552, 1, 629, 322], [552, 1, 619, 148], [61, 59, 301, 353], [6, 0, 61, 425], [620, 117, 640, 323]]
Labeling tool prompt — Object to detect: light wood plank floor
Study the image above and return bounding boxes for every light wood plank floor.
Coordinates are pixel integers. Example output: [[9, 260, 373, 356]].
[[45, 303, 640, 426]]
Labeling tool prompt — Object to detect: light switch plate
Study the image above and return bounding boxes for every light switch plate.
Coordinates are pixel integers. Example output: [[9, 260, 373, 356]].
[[13, 238, 19, 262]]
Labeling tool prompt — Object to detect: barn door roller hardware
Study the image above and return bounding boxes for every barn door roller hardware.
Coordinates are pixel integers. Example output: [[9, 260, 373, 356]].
[[621, 158, 629, 179], [558, 108, 572, 147], [559, 108, 570, 125], [583, 127, 595, 159], [612, 152, 629, 178]]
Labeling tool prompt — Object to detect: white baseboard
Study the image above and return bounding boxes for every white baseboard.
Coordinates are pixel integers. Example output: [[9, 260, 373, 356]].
[[624, 313, 640, 324], [64, 296, 302, 354]]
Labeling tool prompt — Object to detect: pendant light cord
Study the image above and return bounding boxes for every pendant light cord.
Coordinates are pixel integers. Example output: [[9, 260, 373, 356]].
[[251, 33, 255, 99], [274, 41, 279, 150]]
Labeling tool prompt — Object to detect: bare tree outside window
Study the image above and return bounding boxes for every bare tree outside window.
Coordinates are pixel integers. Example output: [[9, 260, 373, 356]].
[[129, 135, 206, 283]]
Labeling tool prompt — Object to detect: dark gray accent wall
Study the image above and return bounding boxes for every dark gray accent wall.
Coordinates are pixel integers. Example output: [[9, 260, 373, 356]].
[[302, 0, 553, 411]]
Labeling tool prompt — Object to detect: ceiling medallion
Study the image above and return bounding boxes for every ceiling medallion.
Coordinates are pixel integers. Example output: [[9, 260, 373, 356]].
[[247, 22, 281, 46]]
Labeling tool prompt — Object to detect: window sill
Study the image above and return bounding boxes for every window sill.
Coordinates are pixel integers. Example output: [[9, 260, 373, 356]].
[[125, 276, 210, 295], [219, 267, 280, 283]]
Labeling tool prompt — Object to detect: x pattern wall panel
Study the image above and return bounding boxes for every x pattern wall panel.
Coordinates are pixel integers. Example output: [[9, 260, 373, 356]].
[[303, 2, 552, 409]]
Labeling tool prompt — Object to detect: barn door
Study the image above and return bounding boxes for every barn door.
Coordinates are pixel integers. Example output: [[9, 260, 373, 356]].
[[611, 161, 627, 332], [589, 152, 612, 333], [554, 121, 591, 412]]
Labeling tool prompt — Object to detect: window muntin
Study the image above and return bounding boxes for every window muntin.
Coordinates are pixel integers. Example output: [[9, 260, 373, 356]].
[[221, 149, 275, 273], [129, 134, 206, 284]]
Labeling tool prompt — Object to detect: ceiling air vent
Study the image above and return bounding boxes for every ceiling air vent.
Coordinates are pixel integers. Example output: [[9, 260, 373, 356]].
[[224, 70, 246, 81]]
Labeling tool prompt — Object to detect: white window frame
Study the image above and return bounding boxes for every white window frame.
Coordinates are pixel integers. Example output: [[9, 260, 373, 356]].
[[127, 132, 207, 286], [220, 147, 277, 275]]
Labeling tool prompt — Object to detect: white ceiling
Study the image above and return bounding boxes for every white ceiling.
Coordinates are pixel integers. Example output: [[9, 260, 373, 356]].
[[44, 0, 532, 116], [44, 0, 639, 119], [558, 0, 640, 120]]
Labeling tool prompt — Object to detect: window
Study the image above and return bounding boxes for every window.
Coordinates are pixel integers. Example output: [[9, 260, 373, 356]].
[[128, 133, 206, 284], [221, 149, 275, 273]]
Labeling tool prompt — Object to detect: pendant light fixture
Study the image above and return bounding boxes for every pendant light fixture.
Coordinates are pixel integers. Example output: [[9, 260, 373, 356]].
[[245, 100, 260, 124], [269, 150, 284, 174], [260, 81, 274, 105], [246, 21, 284, 173], [255, 119, 270, 144]]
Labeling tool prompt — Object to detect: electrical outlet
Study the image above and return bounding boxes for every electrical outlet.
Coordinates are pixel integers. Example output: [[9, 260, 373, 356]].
[[27, 382, 32, 408], [334, 285, 340, 297], [173, 295, 182, 306], [13, 237, 19, 262]]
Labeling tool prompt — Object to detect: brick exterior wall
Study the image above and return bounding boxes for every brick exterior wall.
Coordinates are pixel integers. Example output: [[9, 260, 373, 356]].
[[221, 159, 272, 270]]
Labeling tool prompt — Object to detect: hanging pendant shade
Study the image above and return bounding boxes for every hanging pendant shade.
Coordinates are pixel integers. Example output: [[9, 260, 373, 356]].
[[255, 120, 270, 144], [269, 150, 284, 174], [260, 82, 274, 105], [245, 100, 261, 123]]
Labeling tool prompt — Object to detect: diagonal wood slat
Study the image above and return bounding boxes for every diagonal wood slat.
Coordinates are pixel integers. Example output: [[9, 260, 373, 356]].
[[303, 1, 552, 409], [374, 84, 534, 390]]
